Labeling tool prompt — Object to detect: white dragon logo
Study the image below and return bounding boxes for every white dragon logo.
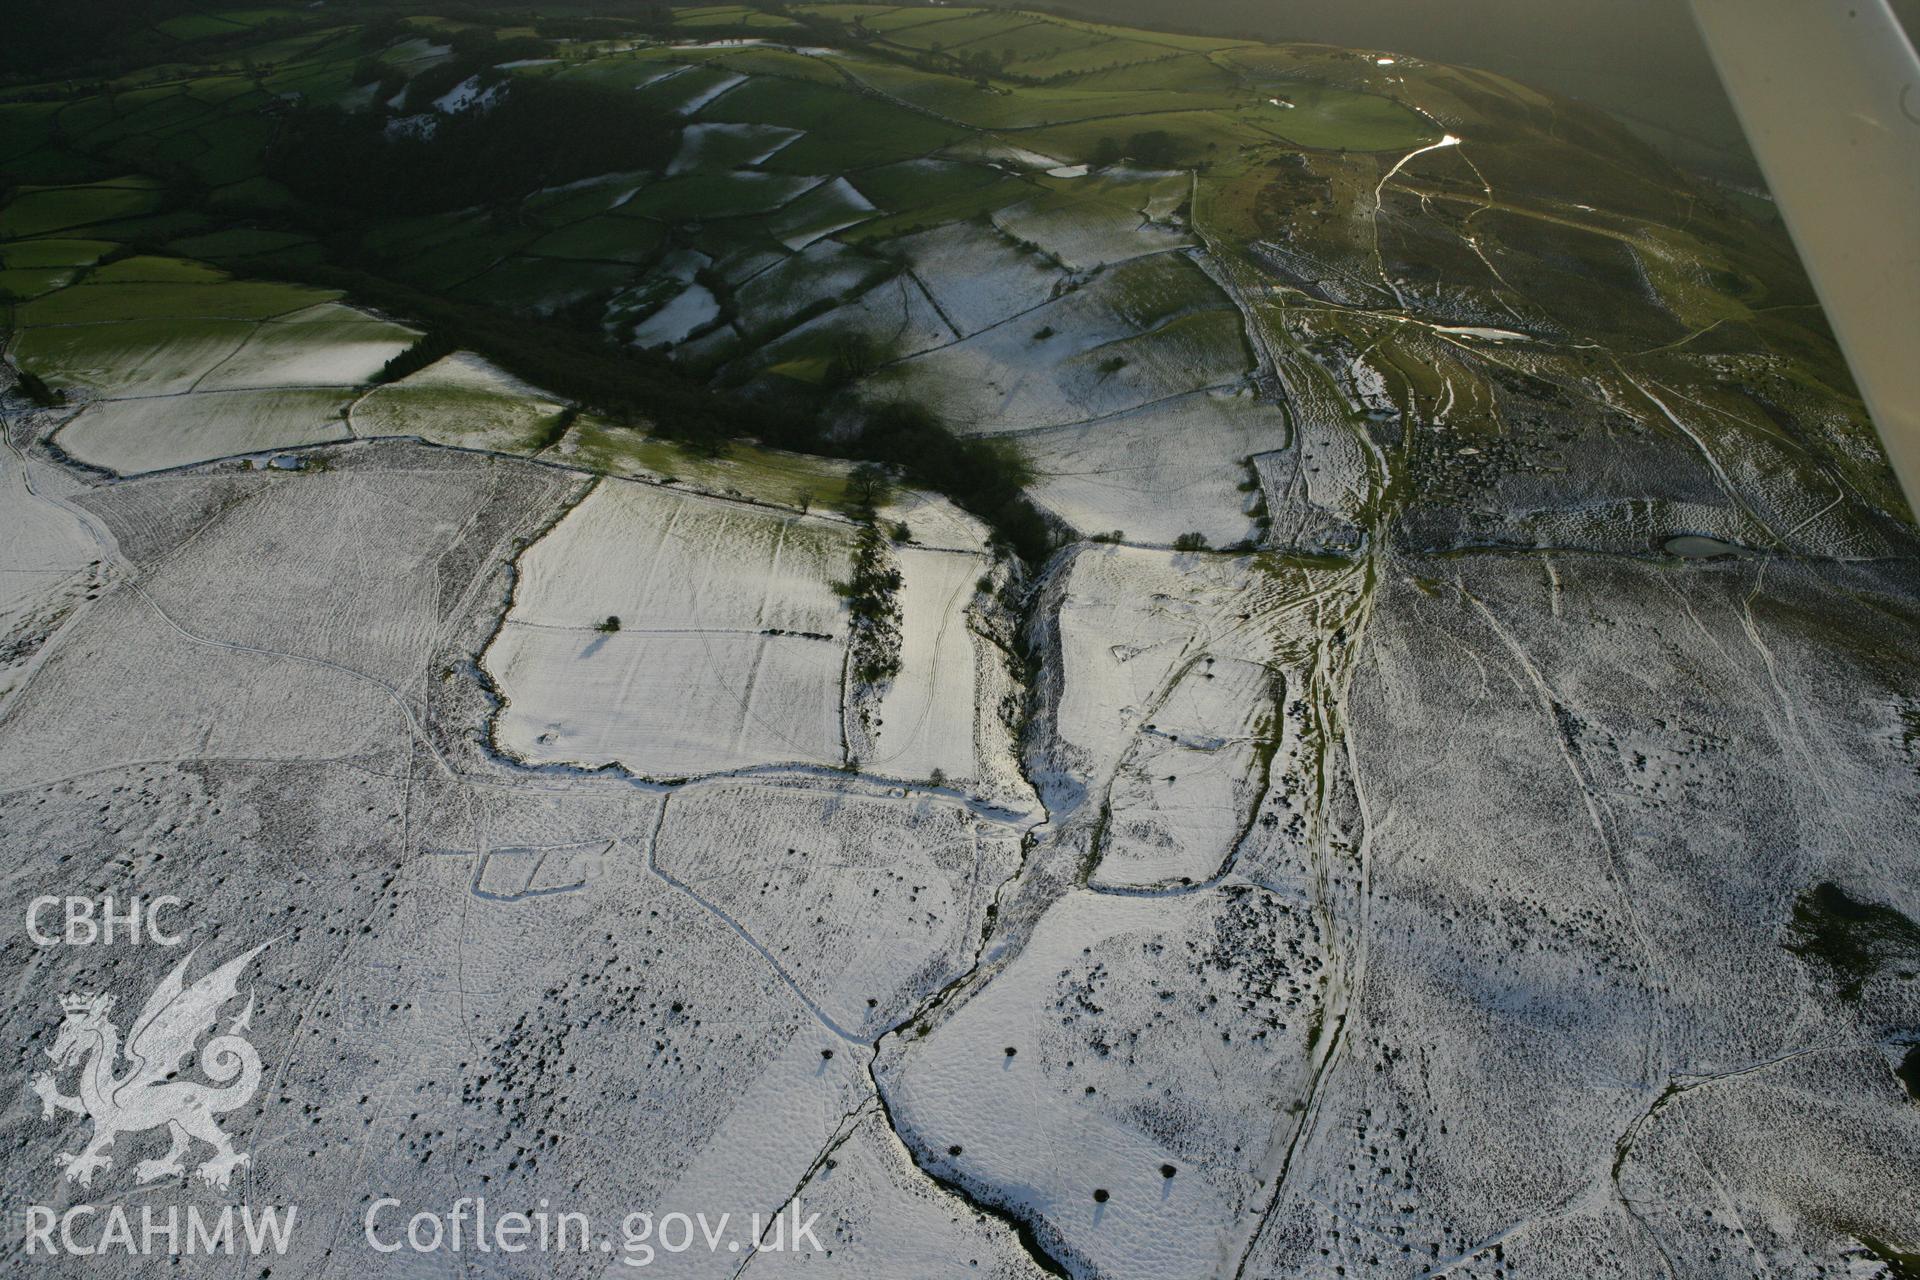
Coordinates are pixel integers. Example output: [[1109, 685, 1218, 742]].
[[30, 943, 269, 1191]]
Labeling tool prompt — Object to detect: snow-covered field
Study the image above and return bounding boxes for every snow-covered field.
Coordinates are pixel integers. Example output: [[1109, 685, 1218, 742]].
[[0, 440, 575, 789], [0, 430, 104, 683], [354, 351, 568, 453], [748, 1109, 1049, 1278], [731, 239, 890, 342], [17, 288, 417, 473], [483, 478, 856, 775], [58, 388, 354, 473], [872, 254, 1251, 436], [12, 320, 260, 395], [655, 780, 1021, 1036], [773, 177, 878, 251], [668, 121, 804, 175], [866, 547, 985, 784], [882, 886, 1324, 1279], [0, 414, 1052, 1270], [733, 274, 955, 380], [1019, 389, 1283, 546], [192, 302, 418, 390], [1045, 547, 1276, 819], [897, 220, 1068, 338], [1238, 553, 1920, 1277], [993, 174, 1196, 272], [632, 282, 723, 349], [1098, 654, 1278, 886], [4, 310, 1918, 1280]]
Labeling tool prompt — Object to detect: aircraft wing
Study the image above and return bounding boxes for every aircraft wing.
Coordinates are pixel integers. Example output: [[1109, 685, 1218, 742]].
[[1692, 0, 1920, 515]]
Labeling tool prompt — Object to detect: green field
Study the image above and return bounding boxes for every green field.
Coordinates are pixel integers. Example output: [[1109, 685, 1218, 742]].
[[527, 216, 667, 265], [166, 228, 318, 261], [565, 417, 858, 512], [621, 170, 823, 222], [1245, 84, 1436, 152], [15, 276, 331, 325], [0, 268, 75, 299], [0, 238, 116, 269], [0, 0, 1867, 554], [0, 180, 165, 238]]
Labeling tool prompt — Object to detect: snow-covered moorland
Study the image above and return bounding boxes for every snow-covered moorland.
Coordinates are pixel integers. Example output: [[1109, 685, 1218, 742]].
[[2, 5, 1919, 1278]]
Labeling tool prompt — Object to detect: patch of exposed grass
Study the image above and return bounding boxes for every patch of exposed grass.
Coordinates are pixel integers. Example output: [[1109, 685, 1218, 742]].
[[1787, 881, 1920, 1001], [1857, 1236, 1920, 1279], [0, 179, 165, 239], [563, 416, 856, 513]]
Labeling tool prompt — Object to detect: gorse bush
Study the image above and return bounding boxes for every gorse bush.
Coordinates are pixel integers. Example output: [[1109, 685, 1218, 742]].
[[836, 513, 905, 686]]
